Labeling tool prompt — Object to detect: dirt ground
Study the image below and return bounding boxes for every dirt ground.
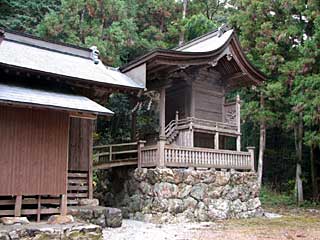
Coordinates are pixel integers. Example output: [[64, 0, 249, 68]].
[[103, 207, 320, 240]]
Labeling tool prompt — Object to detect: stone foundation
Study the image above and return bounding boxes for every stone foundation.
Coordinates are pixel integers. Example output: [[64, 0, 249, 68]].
[[69, 206, 122, 228], [96, 167, 262, 223], [0, 222, 102, 240]]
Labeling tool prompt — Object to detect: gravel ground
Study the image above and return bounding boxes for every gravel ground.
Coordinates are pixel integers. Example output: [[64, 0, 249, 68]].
[[103, 220, 216, 240], [103, 208, 320, 240]]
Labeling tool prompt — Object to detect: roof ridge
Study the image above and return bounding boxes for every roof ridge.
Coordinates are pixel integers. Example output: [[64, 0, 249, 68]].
[[2, 28, 92, 59], [174, 24, 231, 51]]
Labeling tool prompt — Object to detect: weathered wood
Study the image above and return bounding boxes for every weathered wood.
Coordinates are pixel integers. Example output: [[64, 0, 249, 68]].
[[137, 140, 146, 168], [60, 194, 67, 216], [37, 196, 41, 222], [159, 87, 166, 138], [93, 159, 138, 170], [0, 106, 69, 196], [88, 123, 93, 199], [160, 145, 252, 170], [14, 195, 22, 217]]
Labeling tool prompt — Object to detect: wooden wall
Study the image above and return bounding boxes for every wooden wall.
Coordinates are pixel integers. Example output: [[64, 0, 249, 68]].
[[193, 72, 224, 122], [0, 105, 69, 196], [68, 118, 93, 172], [165, 83, 190, 124]]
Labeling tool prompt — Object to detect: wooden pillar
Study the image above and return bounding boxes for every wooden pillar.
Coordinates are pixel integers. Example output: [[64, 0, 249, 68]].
[[88, 120, 94, 199], [14, 195, 22, 217], [158, 137, 166, 168], [236, 135, 241, 151], [247, 146, 255, 171], [131, 111, 137, 141], [60, 194, 67, 216], [214, 132, 219, 149], [159, 87, 166, 138], [236, 95, 241, 152], [137, 140, 146, 168]]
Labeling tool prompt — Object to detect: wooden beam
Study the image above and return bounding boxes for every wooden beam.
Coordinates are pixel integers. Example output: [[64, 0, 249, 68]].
[[159, 87, 166, 138], [37, 196, 41, 222], [14, 195, 22, 217], [88, 121, 94, 199], [60, 194, 67, 216]]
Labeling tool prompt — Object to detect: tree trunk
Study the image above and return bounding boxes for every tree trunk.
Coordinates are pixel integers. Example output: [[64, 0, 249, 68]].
[[311, 145, 319, 200], [178, 0, 188, 46], [257, 94, 266, 186], [294, 112, 304, 205]]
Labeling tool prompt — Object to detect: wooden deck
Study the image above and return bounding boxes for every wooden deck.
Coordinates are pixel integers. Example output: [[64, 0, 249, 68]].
[[93, 142, 139, 169], [93, 141, 255, 171]]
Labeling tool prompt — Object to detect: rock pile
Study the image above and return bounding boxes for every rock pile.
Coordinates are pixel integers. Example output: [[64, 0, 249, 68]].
[[105, 168, 262, 223]]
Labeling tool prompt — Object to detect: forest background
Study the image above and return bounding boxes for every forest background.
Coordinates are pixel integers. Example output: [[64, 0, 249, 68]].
[[1, 0, 319, 203]]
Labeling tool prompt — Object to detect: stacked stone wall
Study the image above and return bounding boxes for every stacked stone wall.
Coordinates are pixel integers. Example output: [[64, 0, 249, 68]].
[[96, 167, 262, 223]]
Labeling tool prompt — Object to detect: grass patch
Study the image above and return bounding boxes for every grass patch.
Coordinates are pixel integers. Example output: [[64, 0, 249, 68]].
[[260, 186, 296, 207]]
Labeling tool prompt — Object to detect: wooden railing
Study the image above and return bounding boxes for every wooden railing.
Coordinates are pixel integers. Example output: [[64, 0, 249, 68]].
[[93, 142, 141, 169], [165, 117, 239, 144], [140, 145, 158, 167], [137, 143, 254, 171], [164, 146, 253, 170]]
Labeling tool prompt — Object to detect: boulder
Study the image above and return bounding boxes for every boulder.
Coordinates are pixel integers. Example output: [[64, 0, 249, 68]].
[[183, 197, 198, 210], [139, 181, 153, 196], [152, 198, 169, 213], [105, 207, 122, 228], [190, 183, 207, 201], [246, 198, 261, 211], [213, 171, 230, 186], [154, 182, 178, 198], [0, 217, 29, 225], [47, 215, 74, 224], [167, 199, 184, 214], [207, 185, 224, 199], [79, 198, 99, 207], [177, 183, 192, 199]]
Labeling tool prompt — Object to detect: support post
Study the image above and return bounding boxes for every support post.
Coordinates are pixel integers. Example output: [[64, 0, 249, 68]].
[[137, 140, 146, 169], [247, 146, 255, 171], [159, 87, 166, 138], [14, 195, 22, 217], [37, 195, 41, 222], [214, 132, 219, 149], [236, 135, 241, 151], [88, 120, 94, 199], [158, 137, 166, 168], [175, 110, 179, 123], [60, 194, 67, 216], [236, 94, 241, 133]]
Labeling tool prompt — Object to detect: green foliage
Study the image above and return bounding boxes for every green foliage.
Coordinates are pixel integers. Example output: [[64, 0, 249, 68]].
[[0, 0, 61, 33], [184, 14, 218, 41], [260, 185, 296, 207]]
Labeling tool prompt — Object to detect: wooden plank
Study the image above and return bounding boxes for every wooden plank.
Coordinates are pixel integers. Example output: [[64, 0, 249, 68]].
[[0, 210, 15, 216], [88, 121, 93, 199], [14, 195, 22, 217], [37, 196, 41, 222], [68, 172, 88, 178], [0, 199, 15, 205], [67, 193, 88, 198], [93, 159, 138, 170], [93, 142, 138, 149], [68, 179, 88, 185], [60, 194, 67, 215], [68, 185, 89, 191]]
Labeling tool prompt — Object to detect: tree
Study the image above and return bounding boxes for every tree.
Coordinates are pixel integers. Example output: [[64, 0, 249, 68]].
[[0, 0, 60, 33], [230, 0, 320, 202]]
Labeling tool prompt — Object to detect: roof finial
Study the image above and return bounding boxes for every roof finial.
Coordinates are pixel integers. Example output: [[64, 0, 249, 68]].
[[0, 29, 5, 44], [217, 24, 228, 37], [90, 46, 100, 64]]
